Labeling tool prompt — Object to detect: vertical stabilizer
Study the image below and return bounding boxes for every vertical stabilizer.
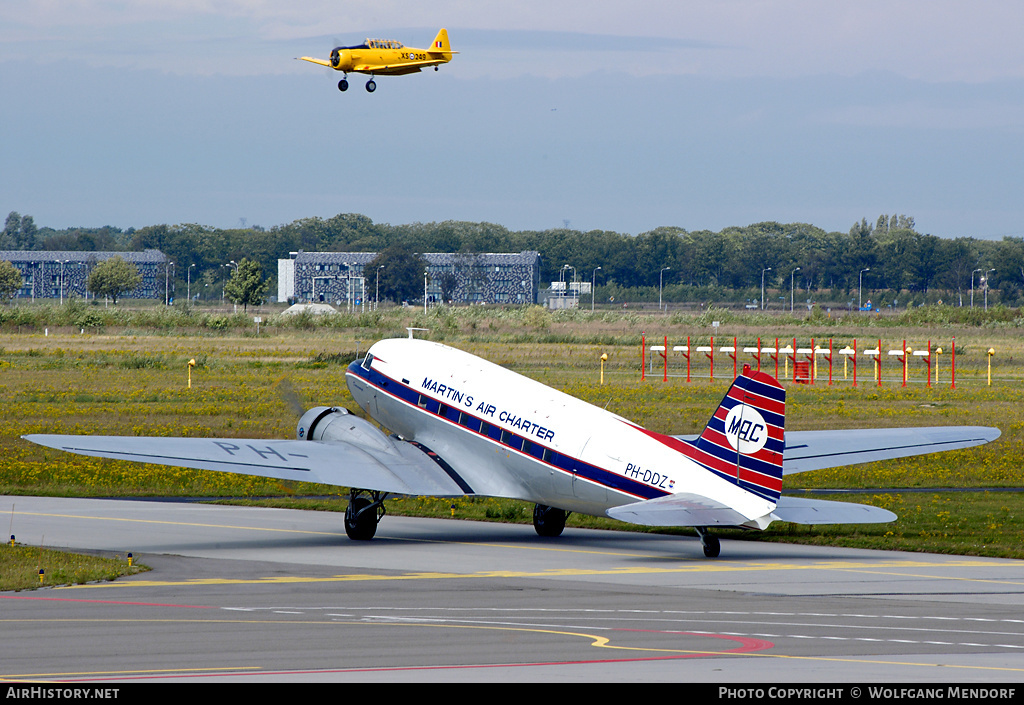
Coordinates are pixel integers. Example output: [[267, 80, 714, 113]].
[[690, 365, 786, 503], [430, 28, 454, 56]]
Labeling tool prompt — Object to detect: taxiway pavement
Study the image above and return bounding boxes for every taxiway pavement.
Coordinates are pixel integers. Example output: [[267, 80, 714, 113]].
[[3, 496, 1024, 683]]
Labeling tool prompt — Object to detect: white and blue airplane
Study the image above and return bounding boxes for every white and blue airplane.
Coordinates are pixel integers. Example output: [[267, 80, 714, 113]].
[[26, 338, 1000, 557]]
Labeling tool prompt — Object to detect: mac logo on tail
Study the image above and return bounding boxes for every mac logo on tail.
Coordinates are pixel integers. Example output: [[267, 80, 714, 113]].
[[723, 404, 768, 454]]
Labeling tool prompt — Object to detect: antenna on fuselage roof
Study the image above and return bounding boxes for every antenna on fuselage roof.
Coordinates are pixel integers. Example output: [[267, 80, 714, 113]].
[[406, 327, 430, 339]]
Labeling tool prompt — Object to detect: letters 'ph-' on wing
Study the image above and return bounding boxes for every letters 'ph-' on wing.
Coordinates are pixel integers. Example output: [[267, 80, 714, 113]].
[[26, 430, 466, 498]]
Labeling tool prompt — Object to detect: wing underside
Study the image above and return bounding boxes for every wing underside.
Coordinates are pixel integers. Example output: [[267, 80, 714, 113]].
[[24, 434, 468, 497]]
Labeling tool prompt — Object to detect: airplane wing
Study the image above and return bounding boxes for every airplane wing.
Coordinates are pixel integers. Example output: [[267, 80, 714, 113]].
[[297, 56, 333, 68], [781, 426, 1000, 475], [23, 434, 468, 497], [352, 59, 446, 74]]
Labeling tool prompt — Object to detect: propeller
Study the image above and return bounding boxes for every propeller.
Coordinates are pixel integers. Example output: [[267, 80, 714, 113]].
[[276, 377, 306, 419]]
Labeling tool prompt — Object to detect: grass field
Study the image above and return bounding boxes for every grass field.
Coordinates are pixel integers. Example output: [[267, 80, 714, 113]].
[[1, 303, 1022, 570], [0, 544, 147, 591]]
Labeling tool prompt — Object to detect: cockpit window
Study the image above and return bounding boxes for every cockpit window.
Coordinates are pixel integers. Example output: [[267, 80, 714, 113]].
[[363, 39, 402, 50], [361, 353, 374, 370]]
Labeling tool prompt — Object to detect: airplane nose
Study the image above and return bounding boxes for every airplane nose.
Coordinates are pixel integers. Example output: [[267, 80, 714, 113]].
[[330, 49, 343, 68]]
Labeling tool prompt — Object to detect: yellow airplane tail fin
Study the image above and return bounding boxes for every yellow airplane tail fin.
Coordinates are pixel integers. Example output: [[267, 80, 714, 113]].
[[429, 28, 456, 57]]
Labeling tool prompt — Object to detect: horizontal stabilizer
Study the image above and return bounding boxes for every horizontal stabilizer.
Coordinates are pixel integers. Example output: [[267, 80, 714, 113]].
[[606, 492, 751, 527], [24, 434, 468, 497], [771, 496, 897, 524], [782, 426, 1000, 474]]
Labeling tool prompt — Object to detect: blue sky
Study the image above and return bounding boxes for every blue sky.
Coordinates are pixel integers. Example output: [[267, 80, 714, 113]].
[[2, 1, 1023, 239]]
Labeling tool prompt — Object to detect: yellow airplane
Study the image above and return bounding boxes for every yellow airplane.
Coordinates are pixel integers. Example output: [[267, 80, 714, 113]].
[[299, 28, 456, 93]]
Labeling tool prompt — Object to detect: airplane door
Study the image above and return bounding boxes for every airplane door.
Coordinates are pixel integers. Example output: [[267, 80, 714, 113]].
[[573, 437, 608, 503]]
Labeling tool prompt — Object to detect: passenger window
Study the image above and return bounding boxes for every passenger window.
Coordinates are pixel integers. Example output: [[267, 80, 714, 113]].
[[501, 431, 523, 451]]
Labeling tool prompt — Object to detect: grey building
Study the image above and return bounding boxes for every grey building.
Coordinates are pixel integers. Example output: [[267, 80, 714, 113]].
[[279, 251, 541, 306], [0, 250, 171, 301]]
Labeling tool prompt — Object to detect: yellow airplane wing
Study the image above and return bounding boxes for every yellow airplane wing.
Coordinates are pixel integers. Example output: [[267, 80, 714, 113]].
[[352, 59, 449, 75], [297, 56, 332, 68]]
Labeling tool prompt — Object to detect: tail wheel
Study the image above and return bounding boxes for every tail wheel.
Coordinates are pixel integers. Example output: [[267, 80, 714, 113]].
[[533, 504, 568, 537], [696, 527, 721, 558]]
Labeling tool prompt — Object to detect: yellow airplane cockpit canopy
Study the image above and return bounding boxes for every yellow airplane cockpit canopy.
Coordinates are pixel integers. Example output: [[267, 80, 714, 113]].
[[334, 39, 404, 50], [366, 39, 404, 49]]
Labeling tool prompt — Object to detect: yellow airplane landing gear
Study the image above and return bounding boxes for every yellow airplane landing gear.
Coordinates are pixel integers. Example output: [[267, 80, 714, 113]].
[[337, 78, 349, 92], [366, 79, 376, 92]]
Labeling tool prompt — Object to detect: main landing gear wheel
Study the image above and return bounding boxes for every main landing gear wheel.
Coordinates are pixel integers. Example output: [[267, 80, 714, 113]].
[[337, 79, 349, 92], [696, 527, 720, 558], [533, 504, 568, 537], [345, 490, 386, 540], [365, 79, 376, 93]]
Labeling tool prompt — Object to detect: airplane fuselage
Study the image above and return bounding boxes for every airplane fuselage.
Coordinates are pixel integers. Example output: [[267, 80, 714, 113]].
[[345, 338, 774, 521], [330, 43, 437, 76]]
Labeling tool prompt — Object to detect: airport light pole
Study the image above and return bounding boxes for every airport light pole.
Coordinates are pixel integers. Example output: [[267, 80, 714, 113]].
[[984, 269, 995, 310], [761, 267, 771, 310], [660, 267, 670, 312], [187, 263, 195, 304], [223, 261, 237, 308], [790, 266, 800, 313], [859, 268, 870, 309], [165, 261, 174, 306], [971, 268, 983, 308], [376, 265, 384, 310], [591, 266, 601, 312]]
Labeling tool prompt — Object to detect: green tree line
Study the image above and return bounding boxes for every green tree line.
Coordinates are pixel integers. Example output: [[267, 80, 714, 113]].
[[5, 211, 1023, 306]]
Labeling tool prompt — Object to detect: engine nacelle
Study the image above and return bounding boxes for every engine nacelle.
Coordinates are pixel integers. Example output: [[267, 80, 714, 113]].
[[329, 48, 350, 70], [296, 406, 397, 454]]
